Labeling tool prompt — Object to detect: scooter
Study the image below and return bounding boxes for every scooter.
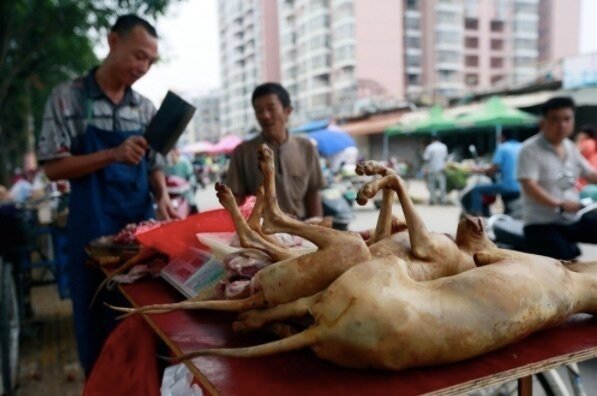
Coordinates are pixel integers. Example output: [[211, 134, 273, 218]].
[[165, 175, 192, 219], [487, 198, 597, 252], [321, 184, 354, 231], [459, 145, 522, 218]]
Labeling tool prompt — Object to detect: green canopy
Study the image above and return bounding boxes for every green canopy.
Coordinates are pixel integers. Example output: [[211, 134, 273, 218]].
[[386, 105, 457, 136], [456, 96, 538, 128]]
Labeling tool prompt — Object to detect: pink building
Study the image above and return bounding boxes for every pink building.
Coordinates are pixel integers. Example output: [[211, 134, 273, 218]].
[[217, 0, 582, 135], [538, 0, 581, 64]]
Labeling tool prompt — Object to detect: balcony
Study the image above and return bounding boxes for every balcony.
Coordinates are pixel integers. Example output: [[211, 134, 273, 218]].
[[514, 47, 538, 57], [436, 2, 463, 13]]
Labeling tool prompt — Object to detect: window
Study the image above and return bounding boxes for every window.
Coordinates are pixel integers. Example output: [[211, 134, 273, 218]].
[[437, 11, 459, 25], [465, 17, 479, 30], [490, 57, 503, 68], [514, 3, 536, 14], [406, 55, 421, 67], [491, 39, 503, 50], [464, 0, 479, 17], [405, 36, 421, 48], [465, 36, 479, 48], [334, 23, 354, 40], [406, 0, 419, 11], [513, 56, 535, 67], [405, 16, 420, 30], [514, 20, 538, 33], [407, 73, 421, 85], [437, 69, 457, 83], [490, 20, 504, 32], [436, 31, 461, 45], [465, 73, 478, 86], [334, 45, 354, 62], [514, 38, 536, 51], [465, 55, 479, 67], [491, 75, 504, 84], [437, 50, 460, 64]]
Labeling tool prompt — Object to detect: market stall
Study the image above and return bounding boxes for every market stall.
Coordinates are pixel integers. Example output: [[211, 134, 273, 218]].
[[93, 248, 597, 396], [83, 150, 597, 396]]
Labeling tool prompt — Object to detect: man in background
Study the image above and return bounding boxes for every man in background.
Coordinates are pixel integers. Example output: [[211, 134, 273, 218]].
[[226, 83, 324, 219], [422, 134, 448, 205], [518, 97, 597, 260], [468, 129, 522, 216]]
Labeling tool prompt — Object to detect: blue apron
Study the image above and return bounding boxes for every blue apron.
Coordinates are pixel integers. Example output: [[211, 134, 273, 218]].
[[67, 122, 154, 375]]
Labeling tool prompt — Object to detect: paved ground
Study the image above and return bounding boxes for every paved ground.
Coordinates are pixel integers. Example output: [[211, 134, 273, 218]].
[[16, 284, 84, 395]]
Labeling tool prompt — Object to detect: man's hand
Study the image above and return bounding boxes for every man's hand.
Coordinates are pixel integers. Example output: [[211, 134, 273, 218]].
[[111, 136, 148, 165], [559, 200, 582, 213], [156, 195, 180, 220]]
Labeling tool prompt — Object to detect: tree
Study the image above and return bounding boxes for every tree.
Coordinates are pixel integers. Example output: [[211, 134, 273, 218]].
[[0, 0, 180, 185]]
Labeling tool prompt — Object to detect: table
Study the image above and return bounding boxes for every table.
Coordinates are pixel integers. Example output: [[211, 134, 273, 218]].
[[117, 275, 597, 396]]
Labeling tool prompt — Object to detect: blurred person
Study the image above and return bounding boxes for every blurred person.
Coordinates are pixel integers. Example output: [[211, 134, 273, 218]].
[[467, 129, 522, 216], [422, 134, 448, 205], [517, 97, 597, 260], [37, 14, 176, 375], [226, 82, 324, 219], [575, 124, 597, 191], [8, 152, 46, 203], [165, 148, 197, 213]]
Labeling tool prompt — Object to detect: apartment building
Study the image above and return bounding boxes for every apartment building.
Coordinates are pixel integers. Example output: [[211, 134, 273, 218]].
[[538, 0, 581, 64], [279, 0, 405, 123], [190, 93, 221, 143], [217, 0, 281, 135], [218, 0, 580, 134]]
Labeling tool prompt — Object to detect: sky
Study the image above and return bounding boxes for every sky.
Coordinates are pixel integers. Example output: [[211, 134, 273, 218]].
[[96, 0, 597, 107]]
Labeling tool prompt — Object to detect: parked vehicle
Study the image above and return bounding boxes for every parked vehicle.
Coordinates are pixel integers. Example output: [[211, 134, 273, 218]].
[[321, 184, 354, 231], [487, 198, 597, 253], [165, 175, 193, 218]]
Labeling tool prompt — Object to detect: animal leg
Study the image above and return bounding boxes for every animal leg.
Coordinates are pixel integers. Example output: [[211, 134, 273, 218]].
[[258, 144, 357, 250], [357, 174, 436, 260], [106, 293, 266, 318], [233, 292, 322, 332], [355, 161, 399, 243], [216, 182, 294, 261], [168, 327, 320, 362], [246, 185, 280, 245], [473, 249, 514, 266]]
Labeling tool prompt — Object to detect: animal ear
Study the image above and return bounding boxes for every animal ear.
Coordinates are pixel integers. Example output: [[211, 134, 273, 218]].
[[464, 215, 484, 235], [475, 217, 485, 234]]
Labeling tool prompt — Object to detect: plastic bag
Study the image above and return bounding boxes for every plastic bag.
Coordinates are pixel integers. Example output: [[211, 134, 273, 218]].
[[160, 363, 203, 396]]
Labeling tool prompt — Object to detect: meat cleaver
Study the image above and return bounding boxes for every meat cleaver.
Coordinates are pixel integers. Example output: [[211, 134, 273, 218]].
[[144, 90, 196, 155]]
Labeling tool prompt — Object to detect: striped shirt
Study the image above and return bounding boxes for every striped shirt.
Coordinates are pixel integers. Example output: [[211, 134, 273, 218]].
[[517, 133, 594, 225], [37, 68, 163, 169]]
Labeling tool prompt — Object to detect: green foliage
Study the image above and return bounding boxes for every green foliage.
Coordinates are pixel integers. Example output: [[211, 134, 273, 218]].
[[0, 0, 180, 184]]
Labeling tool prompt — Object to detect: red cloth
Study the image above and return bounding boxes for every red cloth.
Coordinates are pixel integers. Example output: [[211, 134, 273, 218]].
[[83, 316, 160, 396], [135, 203, 254, 258]]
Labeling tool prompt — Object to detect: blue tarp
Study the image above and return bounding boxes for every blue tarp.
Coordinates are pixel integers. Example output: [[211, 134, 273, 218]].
[[292, 119, 329, 133], [308, 129, 356, 156]]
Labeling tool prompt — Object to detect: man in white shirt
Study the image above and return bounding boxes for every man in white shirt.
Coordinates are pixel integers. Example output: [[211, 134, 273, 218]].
[[423, 135, 448, 205], [517, 96, 597, 260]]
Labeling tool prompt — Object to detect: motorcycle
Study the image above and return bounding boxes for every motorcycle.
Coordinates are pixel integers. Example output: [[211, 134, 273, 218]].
[[487, 198, 597, 252], [321, 183, 354, 231], [459, 145, 522, 218], [164, 175, 193, 219]]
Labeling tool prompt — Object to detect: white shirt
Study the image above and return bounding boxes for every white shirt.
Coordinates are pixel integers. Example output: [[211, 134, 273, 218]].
[[423, 141, 448, 173]]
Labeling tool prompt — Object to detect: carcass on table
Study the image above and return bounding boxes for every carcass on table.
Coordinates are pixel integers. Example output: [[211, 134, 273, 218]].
[[173, 253, 597, 370], [108, 144, 371, 317]]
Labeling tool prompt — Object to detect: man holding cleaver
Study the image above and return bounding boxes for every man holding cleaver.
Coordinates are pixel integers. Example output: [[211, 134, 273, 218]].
[[38, 14, 177, 375]]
